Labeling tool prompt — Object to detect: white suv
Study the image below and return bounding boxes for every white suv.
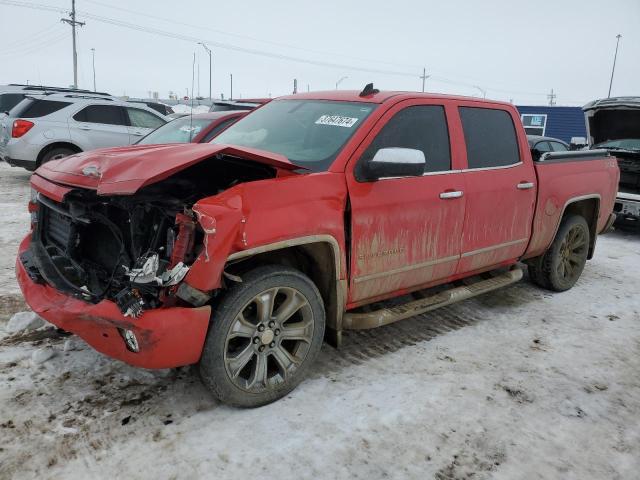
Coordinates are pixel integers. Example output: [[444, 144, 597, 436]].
[[0, 93, 167, 170]]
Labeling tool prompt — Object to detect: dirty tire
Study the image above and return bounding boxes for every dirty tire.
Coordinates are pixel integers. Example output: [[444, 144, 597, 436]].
[[199, 265, 325, 408], [39, 147, 76, 165], [529, 214, 590, 292]]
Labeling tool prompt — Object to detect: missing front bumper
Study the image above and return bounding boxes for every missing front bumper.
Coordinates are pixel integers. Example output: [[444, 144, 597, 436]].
[[17, 235, 211, 369]]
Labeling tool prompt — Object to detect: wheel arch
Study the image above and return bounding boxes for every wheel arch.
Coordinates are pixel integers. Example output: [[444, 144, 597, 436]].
[[554, 195, 600, 259], [225, 235, 346, 347], [36, 141, 82, 167]]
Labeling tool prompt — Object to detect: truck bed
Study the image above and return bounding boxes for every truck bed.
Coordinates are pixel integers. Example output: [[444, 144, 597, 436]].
[[525, 150, 619, 259]]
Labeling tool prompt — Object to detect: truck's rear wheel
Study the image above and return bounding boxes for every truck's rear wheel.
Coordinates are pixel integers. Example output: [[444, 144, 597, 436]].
[[529, 214, 590, 292], [199, 265, 325, 407]]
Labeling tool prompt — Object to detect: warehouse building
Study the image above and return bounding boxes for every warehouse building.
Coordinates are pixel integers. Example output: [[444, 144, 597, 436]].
[[516, 105, 587, 145]]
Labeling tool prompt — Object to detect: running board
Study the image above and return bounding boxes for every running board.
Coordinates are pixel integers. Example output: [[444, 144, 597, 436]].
[[342, 267, 523, 330]]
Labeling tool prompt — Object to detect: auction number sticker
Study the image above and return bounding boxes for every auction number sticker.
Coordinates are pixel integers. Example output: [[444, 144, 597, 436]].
[[315, 115, 359, 128]]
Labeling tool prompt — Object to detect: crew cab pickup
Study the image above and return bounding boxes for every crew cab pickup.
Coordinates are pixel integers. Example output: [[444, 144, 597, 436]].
[[17, 87, 618, 407]]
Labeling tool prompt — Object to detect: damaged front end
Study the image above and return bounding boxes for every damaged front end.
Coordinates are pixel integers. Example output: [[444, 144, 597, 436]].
[[24, 188, 202, 317], [23, 154, 280, 317]]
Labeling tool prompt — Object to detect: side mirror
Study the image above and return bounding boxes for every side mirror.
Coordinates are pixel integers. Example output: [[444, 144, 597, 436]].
[[365, 147, 425, 180]]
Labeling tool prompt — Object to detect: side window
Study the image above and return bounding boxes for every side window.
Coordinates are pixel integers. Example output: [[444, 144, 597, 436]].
[[202, 116, 241, 142], [550, 141, 568, 152], [357, 105, 451, 179], [126, 108, 165, 129], [0, 93, 26, 113], [19, 100, 70, 118], [459, 107, 520, 168], [74, 105, 126, 126]]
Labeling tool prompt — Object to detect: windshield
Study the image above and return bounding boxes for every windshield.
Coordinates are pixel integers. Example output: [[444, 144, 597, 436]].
[[137, 117, 213, 144], [593, 138, 640, 151], [212, 99, 377, 171]]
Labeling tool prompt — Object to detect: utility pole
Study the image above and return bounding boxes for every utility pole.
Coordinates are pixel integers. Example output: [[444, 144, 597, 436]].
[[197, 61, 200, 98], [230, 74, 233, 100], [198, 42, 212, 100], [547, 88, 556, 106], [420, 67, 430, 92], [91, 47, 96, 91], [61, 0, 85, 88], [608, 34, 622, 98]]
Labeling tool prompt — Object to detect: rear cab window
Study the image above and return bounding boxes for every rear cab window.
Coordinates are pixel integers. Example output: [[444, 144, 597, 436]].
[[356, 105, 451, 180], [459, 107, 521, 168], [73, 105, 127, 125]]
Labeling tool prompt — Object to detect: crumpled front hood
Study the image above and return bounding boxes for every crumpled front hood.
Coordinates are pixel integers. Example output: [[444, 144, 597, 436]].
[[35, 143, 300, 195]]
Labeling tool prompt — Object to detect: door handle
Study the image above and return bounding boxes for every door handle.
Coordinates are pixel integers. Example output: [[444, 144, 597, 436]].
[[439, 190, 464, 199], [131, 131, 145, 136], [517, 182, 535, 190], [78, 126, 91, 131]]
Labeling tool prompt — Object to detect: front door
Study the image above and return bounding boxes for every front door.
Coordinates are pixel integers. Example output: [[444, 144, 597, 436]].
[[456, 105, 537, 273], [346, 101, 466, 306]]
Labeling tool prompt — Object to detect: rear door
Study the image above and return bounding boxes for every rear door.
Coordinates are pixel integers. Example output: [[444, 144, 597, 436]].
[[346, 100, 466, 306], [70, 104, 130, 150], [125, 107, 166, 143], [456, 105, 536, 274]]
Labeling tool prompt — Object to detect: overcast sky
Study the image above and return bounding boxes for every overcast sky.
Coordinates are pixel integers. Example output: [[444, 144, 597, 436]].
[[1, 0, 638, 105]]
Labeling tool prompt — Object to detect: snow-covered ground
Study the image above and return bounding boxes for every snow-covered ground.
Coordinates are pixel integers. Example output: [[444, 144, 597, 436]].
[[0, 161, 639, 479]]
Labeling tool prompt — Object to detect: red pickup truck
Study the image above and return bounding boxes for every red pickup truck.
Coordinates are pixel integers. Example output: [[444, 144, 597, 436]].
[[17, 86, 618, 407]]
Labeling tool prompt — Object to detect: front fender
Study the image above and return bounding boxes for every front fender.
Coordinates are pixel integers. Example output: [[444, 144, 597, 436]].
[[183, 189, 245, 291]]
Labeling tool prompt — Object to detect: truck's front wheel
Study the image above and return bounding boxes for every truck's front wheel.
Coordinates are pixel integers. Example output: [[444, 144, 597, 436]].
[[528, 214, 590, 292], [200, 265, 325, 407]]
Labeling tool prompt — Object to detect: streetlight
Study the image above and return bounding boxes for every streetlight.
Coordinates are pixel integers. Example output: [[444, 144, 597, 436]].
[[473, 85, 486, 99], [198, 42, 212, 100], [608, 34, 622, 98], [91, 48, 96, 92], [336, 76, 348, 90]]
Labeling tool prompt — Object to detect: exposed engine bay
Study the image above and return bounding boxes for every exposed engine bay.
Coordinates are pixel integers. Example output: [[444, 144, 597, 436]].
[[23, 156, 276, 317]]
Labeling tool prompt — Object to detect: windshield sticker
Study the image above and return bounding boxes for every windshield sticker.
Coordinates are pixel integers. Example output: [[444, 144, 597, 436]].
[[315, 115, 359, 128]]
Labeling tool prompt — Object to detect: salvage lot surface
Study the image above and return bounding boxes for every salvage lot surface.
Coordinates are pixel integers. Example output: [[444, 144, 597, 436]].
[[0, 161, 639, 479]]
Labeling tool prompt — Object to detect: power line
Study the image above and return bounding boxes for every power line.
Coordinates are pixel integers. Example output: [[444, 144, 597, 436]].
[[0, 0, 555, 99], [0, 31, 69, 57], [83, 0, 424, 72], [1, 22, 62, 49]]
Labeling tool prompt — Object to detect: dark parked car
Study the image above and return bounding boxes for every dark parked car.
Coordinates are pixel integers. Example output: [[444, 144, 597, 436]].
[[136, 111, 247, 145], [527, 135, 569, 161], [127, 100, 174, 116], [209, 98, 270, 112]]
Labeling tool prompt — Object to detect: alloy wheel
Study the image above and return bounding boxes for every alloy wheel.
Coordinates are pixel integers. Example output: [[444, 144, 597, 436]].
[[557, 225, 588, 282], [223, 286, 314, 392]]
